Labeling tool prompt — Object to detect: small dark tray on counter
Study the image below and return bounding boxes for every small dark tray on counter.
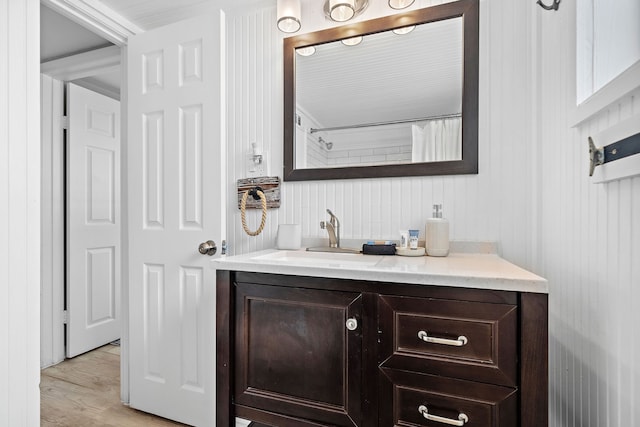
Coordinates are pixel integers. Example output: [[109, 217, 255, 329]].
[[362, 244, 396, 255]]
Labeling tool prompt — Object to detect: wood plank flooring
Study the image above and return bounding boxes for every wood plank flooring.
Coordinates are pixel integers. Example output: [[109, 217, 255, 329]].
[[41, 344, 186, 427]]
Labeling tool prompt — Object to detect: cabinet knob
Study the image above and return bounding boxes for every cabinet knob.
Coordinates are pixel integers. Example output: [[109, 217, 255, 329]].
[[345, 317, 358, 331]]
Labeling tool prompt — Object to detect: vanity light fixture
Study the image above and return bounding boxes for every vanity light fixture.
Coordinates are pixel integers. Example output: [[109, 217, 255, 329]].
[[324, 0, 369, 22], [282, 0, 416, 33], [392, 25, 415, 35], [388, 0, 415, 9], [277, 0, 301, 33], [341, 36, 363, 46], [329, 0, 355, 21]]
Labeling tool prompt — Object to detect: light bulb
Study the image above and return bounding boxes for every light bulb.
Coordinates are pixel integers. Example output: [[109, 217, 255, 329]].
[[296, 46, 316, 56], [392, 25, 415, 35], [388, 0, 415, 10], [341, 36, 363, 46], [330, 0, 356, 22]]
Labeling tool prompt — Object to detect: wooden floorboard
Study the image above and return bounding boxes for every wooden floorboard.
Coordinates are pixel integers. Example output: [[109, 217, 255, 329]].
[[41, 344, 187, 427]]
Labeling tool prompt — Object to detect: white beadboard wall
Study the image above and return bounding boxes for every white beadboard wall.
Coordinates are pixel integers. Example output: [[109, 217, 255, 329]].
[[224, 1, 639, 426], [538, 2, 640, 426], [225, 0, 538, 273], [0, 0, 41, 424]]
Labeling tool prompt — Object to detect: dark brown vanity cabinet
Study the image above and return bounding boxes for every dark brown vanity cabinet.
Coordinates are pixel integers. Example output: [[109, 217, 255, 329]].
[[216, 271, 548, 427]]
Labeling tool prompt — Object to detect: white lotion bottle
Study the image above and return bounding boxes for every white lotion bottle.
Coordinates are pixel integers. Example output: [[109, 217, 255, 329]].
[[425, 204, 449, 257]]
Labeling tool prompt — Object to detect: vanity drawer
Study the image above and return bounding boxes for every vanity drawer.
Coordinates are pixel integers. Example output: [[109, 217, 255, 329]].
[[378, 295, 517, 386], [380, 368, 517, 427]]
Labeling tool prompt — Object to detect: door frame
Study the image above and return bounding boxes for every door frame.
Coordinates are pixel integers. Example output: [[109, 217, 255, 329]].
[[40, 46, 122, 370], [40, 1, 140, 403]]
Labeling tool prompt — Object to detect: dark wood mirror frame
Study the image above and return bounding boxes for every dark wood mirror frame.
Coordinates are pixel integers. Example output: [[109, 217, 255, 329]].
[[283, 0, 478, 181]]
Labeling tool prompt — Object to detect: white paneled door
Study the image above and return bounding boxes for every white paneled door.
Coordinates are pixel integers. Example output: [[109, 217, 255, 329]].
[[66, 83, 121, 358], [127, 12, 225, 426]]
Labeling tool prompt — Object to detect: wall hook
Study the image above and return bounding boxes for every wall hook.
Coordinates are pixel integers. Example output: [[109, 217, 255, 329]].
[[588, 137, 604, 177], [537, 0, 560, 11], [248, 186, 264, 200]]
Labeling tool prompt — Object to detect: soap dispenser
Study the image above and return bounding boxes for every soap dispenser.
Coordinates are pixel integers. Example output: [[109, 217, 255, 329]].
[[425, 204, 449, 257]]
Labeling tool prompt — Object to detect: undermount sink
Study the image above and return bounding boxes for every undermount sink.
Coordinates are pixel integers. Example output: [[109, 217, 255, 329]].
[[250, 249, 381, 268]]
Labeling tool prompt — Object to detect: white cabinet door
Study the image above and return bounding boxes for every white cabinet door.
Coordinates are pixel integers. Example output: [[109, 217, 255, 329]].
[[66, 83, 121, 358], [127, 12, 226, 426]]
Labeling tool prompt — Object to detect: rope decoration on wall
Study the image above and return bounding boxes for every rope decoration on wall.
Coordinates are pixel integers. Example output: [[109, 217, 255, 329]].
[[240, 188, 267, 236], [236, 176, 281, 209]]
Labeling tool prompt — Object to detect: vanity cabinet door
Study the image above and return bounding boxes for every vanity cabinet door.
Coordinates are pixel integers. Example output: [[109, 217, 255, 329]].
[[234, 282, 363, 427]]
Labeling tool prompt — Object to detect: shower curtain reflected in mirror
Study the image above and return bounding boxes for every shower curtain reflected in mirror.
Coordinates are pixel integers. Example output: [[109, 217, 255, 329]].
[[411, 117, 462, 162]]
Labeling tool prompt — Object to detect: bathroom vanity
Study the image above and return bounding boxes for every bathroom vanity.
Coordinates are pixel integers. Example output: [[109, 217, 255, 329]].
[[214, 250, 548, 427]]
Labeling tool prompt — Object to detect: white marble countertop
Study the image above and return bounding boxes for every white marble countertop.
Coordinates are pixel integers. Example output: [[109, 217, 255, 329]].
[[212, 248, 548, 294]]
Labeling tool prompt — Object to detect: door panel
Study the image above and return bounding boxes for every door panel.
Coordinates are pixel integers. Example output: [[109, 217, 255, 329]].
[[128, 12, 225, 426], [66, 83, 121, 358], [235, 283, 363, 427]]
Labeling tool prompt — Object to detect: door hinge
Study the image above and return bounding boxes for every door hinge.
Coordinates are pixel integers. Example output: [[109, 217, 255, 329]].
[[62, 115, 69, 129], [62, 310, 68, 324]]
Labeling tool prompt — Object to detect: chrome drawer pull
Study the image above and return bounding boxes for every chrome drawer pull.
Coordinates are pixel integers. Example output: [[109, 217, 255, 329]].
[[418, 405, 469, 426], [417, 330, 468, 347]]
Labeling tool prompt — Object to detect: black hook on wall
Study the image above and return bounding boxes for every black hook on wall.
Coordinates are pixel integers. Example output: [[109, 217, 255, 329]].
[[537, 0, 560, 11], [248, 186, 264, 200]]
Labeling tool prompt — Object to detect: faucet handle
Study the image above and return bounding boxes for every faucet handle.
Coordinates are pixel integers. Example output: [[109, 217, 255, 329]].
[[320, 221, 326, 230], [326, 209, 339, 227]]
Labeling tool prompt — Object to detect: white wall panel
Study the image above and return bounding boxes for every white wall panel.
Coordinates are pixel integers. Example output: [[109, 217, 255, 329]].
[[538, 2, 640, 426], [224, 2, 639, 426], [0, 0, 41, 424], [226, 7, 283, 256], [225, 0, 537, 273]]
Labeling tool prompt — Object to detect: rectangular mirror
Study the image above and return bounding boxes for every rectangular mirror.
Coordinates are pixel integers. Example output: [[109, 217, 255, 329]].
[[283, 0, 478, 181]]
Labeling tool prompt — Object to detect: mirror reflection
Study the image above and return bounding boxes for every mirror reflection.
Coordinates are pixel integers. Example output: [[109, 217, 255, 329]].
[[295, 17, 463, 170], [283, 0, 479, 181]]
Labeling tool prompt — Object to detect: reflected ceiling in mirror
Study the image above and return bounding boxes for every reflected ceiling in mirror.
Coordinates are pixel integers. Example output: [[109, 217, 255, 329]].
[[295, 17, 463, 170], [283, 0, 479, 181]]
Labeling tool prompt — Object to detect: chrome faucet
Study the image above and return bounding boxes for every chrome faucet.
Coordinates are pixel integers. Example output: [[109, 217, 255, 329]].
[[320, 209, 340, 248], [307, 209, 358, 253]]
